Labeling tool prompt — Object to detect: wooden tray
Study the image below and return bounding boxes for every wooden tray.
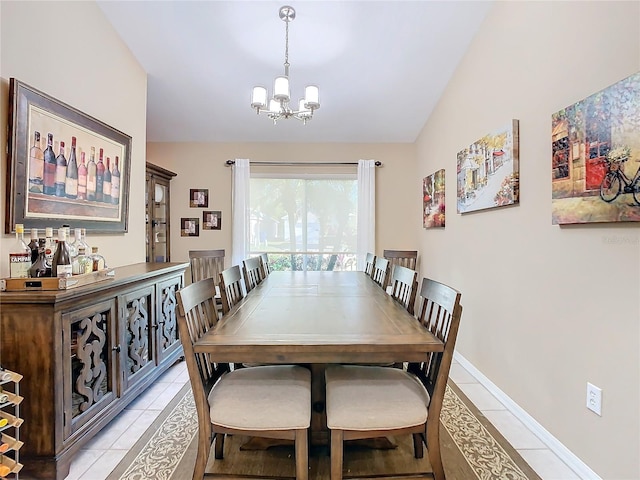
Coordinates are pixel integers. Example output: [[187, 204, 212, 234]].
[[0, 268, 115, 292]]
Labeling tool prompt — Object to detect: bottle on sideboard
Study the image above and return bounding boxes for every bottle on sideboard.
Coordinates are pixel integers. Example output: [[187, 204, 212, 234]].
[[90, 246, 106, 272], [65, 136, 79, 199], [52, 228, 72, 278], [28, 228, 39, 263], [29, 239, 51, 278], [9, 224, 31, 279], [103, 157, 112, 204], [28, 131, 44, 193], [43, 133, 57, 195], [111, 156, 121, 205], [44, 227, 55, 269], [78, 151, 88, 200], [72, 246, 92, 275], [54, 140, 68, 197], [96, 148, 105, 202], [87, 147, 97, 202]]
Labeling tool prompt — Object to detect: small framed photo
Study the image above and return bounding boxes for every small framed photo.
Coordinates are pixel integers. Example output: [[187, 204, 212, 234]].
[[189, 188, 209, 208], [202, 210, 222, 230], [180, 217, 199, 237]]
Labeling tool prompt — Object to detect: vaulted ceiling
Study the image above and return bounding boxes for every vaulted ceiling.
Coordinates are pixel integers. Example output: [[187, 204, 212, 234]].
[[98, 1, 492, 143]]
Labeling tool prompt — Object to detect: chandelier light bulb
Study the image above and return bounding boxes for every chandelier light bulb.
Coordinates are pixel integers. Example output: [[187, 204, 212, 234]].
[[249, 5, 320, 123], [251, 86, 267, 109]]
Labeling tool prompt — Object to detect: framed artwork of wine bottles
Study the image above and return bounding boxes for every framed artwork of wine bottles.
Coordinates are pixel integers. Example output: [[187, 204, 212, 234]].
[[5, 78, 132, 233]]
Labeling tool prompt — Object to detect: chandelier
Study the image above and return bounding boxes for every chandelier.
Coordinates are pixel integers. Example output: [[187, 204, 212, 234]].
[[250, 5, 320, 124]]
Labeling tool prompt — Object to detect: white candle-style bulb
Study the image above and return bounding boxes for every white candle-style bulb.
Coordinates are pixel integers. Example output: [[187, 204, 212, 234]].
[[251, 86, 267, 108], [274, 76, 290, 101], [269, 99, 280, 114], [305, 85, 320, 108]]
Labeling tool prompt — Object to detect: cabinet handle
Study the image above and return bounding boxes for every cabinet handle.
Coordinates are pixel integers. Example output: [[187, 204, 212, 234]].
[[112, 345, 121, 353]]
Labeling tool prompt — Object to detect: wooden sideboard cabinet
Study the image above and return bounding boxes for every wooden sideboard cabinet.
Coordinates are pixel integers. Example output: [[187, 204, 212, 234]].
[[0, 262, 188, 480]]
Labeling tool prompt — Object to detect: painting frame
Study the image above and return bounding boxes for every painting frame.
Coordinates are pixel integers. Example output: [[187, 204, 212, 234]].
[[5, 78, 132, 234], [456, 119, 520, 215], [189, 188, 209, 208], [180, 218, 200, 237], [202, 210, 222, 230], [423, 169, 446, 228]]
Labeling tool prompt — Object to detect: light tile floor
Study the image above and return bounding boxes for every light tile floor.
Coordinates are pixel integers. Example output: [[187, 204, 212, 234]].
[[63, 360, 582, 480]]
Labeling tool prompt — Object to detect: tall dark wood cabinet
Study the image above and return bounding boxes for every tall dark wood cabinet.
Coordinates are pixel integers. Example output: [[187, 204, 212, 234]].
[[0, 262, 188, 480], [146, 163, 177, 263]]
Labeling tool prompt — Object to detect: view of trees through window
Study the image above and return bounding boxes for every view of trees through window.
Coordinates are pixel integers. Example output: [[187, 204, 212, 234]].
[[250, 176, 357, 271]]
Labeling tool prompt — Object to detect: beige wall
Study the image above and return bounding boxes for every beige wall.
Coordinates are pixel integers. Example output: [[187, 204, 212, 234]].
[[415, 1, 639, 478], [146, 142, 418, 266], [0, 1, 147, 278]]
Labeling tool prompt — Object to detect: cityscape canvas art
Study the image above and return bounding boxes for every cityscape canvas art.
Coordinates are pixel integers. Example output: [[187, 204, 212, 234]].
[[423, 169, 445, 228], [456, 120, 520, 214], [551, 71, 640, 224]]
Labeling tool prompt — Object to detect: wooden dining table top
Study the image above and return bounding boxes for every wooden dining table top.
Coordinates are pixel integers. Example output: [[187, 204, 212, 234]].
[[194, 270, 444, 364]]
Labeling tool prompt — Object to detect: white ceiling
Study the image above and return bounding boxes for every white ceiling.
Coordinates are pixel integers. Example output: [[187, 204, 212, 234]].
[[97, 1, 492, 144]]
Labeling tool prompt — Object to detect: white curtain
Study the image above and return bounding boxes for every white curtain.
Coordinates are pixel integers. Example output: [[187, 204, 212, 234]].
[[231, 159, 251, 267], [356, 159, 376, 270]]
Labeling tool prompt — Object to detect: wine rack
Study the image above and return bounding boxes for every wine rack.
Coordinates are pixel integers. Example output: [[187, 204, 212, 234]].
[[0, 369, 23, 479]]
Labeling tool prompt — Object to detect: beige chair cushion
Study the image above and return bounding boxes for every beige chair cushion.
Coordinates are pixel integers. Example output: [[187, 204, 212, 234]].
[[325, 365, 430, 431], [209, 365, 311, 431]]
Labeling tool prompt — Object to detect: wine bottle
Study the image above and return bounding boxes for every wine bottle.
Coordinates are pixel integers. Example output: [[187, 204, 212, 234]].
[[103, 157, 112, 204], [9, 224, 31, 279], [87, 147, 97, 202], [0, 419, 8, 429], [0, 442, 9, 453], [28, 131, 45, 193], [111, 156, 120, 205], [29, 239, 51, 278], [54, 141, 68, 197], [0, 367, 11, 382], [78, 151, 88, 200], [27, 228, 39, 263], [44, 227, 55, 269], [0, 388, 8, 404], [52, 228, 72, 278], [72, 246, 92, 275], [65, 136, 79, 199], [0, 464, 11, 476], [43, 133, 57, 195], [96, 148, 105, 202]]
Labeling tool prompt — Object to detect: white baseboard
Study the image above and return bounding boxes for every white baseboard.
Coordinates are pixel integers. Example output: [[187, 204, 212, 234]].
[[454, 352, 602, 480]]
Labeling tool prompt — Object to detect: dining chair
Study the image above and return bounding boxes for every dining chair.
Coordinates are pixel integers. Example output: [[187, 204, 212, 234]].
[[260, 252, 271, 278], [324, 277, 463, 480], [383, 249, 418, 289], [388, 264, 418, 315], [219, 265, 245, 315], [242, 256, 264, 293], [176, 278, 311, 480], [189, 249, 225, 317], [364, 252, 376, 277], [371, 257, 389, 289]]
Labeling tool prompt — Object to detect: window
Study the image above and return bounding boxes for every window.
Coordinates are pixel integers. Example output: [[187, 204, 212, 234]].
[[249, 175, 357, 271]]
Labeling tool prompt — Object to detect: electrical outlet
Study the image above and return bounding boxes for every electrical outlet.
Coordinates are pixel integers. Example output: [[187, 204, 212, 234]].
[[586, 382, 602, 416]]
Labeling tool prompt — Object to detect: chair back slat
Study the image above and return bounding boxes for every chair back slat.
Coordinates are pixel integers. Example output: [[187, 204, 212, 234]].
[[219, 265, 245, 314], [383, 249, 418, 288], [389, 265, 418, 314], [364, 253, 376, 276], [243, 256, 264, 293], [189, 249, 225, 285], [409, 278, 462, 408], [260, 253, 271, 277], [176, 278, 230, 405], [371, 257, 389, 289]]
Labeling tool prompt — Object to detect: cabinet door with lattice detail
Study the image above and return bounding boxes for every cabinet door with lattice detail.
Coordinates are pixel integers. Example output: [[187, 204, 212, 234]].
[[155, 275, 184, 362], [118, 285, 157, 392], [62, 299, 118, 439]]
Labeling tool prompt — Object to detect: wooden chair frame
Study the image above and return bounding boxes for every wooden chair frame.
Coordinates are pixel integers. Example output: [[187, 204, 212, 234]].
[[260, 253, 271, 278], [326, 277, 462, 480], [219, 265, 245, 315], [243, 256, 264, 293], [371, 257, 389, 289], [189, 249, 225, 284], [388, 264, 418, 315], [364, 253, 376, 277], [383, 249, 418, 288], [177, 278, 310, 480]]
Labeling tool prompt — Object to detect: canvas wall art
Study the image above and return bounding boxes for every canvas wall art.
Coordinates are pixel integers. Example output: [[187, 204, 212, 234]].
[[202, 211, 222, 230], [456, 120, 520, 214], [423, 169, 445, 228], [551, 71, 640, 224], [181, 218, 199, 237]]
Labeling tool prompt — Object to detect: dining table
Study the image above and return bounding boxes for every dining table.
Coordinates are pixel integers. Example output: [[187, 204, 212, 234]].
[[194, 270, 444, 444]]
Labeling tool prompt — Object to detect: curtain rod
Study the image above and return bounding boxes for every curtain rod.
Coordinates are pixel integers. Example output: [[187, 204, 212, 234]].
[[225, 160, 382, 167]]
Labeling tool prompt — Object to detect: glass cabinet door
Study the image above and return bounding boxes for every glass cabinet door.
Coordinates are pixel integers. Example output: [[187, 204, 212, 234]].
[[145, 163, 176, 263]]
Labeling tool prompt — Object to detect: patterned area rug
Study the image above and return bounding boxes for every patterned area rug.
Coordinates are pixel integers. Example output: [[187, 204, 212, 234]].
[[107, 381, 541, 480]]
